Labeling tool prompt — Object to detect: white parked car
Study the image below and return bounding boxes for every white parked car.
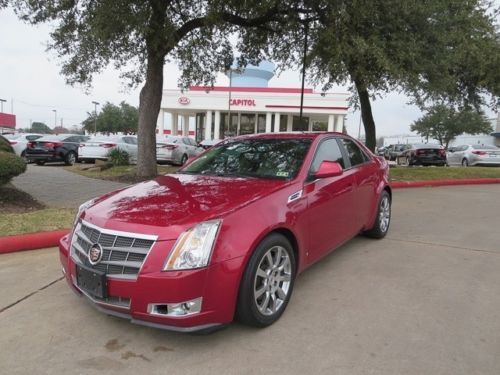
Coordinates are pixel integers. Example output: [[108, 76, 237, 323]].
[[5, 133, 43, 160], [447, 144, 500, 167], [156, 135, 203, 165], [79, 135, 138, 163]]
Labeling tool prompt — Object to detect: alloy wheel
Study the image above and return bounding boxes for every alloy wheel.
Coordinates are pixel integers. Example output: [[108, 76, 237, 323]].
[[379, 195, 391, 233], [253, 246, 292, 316]]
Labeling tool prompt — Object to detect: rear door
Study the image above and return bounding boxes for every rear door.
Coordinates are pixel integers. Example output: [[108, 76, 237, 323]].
[[305, 137, 357, 264], [339, 138, 379, 228]]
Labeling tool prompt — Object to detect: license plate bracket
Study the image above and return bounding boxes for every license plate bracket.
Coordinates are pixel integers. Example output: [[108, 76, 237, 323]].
[[76, 264, 107, 298]]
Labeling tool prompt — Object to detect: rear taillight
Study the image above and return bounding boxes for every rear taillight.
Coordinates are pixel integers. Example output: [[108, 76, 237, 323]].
[[438, 149, 446, 157], [9, 140, 18, 145], [27, 142, 34, 149], [79, 144, 85, 148], [161, 144, 178, 150], [45, 142, 63, 148], [99, 143, 116, 148], [472, 150, 487, 156], [416, 149, 425, 155]]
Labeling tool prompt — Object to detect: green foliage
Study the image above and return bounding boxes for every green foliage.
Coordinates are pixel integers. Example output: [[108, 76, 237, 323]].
[[0, 151, 27, 185], [107, 148, 130, 166], [31, 122, 52, 134], [410, 105, 493, 148], [82, 101, 138, 134], [0, 135, 14, 153]]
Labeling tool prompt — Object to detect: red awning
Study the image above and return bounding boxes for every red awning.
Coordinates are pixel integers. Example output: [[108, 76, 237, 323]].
[[0, 113, 16, 128]]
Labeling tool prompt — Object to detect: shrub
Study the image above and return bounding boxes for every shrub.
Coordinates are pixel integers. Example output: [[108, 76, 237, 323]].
[[107, 148, 130, 166], [0, 135, 14, 153], [0, 151, 27, 185]]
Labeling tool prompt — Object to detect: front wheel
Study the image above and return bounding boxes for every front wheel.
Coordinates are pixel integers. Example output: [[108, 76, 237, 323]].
[[236, 233, 296, 327], [364, 190, 391, 239]]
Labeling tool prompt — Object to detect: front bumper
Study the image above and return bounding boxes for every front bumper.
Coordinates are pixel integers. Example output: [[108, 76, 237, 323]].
[[59, 233, 243, 331]]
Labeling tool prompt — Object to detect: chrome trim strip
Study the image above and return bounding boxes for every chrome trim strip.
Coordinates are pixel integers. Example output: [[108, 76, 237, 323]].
[[81, 219, 158, 241]]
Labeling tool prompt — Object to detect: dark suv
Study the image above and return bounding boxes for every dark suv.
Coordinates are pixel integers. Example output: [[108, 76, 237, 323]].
[[26, 134, 89, 165], [384, 144, 408, 161]]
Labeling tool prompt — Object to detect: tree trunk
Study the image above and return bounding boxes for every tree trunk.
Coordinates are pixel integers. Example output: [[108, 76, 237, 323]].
[[136, 52, 164, 179], [354, 79, 376, 152]]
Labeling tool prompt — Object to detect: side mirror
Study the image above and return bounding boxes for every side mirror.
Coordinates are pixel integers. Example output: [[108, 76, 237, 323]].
[[314, 161, 343, 179]]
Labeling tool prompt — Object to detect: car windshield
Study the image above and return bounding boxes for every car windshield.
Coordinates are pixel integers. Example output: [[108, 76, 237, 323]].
[[36, 134, 70, 141], [180, 138, 312, 179]]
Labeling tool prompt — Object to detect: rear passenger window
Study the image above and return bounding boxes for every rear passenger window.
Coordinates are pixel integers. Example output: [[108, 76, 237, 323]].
[[310, 138, 345, 173], [340, 138, 368, 167]]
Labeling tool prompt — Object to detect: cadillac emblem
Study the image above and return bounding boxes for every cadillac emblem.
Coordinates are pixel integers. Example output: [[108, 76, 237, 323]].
[[88, 243, 103, 265]]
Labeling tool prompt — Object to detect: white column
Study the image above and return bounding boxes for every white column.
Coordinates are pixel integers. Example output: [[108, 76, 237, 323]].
[[156, 109, 165, 135], [308, 117, 313, 131], [214, 111, 221, 140], [334, 115, 343, 132], [171, 113, 178, 136], [254, 113, 258, 133], [327, 114, 334, 131], [183, 115, 190, 136], [274, 113, 281, 132], [237, 113, 241, 135], [286, 114, 293, 132], [205, 110, 212, 140], [265, 112, 272, 133]]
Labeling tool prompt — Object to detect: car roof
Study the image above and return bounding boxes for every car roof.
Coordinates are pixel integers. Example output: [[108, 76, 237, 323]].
[[412, 143, 442, 148], [230, 132, 344, 142]]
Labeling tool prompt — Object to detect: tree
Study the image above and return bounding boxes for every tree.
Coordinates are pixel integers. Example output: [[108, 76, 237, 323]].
[[82, 101, 139, 134], [237, 0, 499, 151], [31, 122, 52, 134], [9, 1, 285, 178], [410, 105, 493, 148]]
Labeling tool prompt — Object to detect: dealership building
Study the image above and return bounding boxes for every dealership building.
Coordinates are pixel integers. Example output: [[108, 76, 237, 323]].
[[156, 61, 349, 141]]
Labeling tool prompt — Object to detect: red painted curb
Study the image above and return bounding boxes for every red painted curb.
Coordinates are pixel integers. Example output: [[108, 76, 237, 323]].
[[391, 178, 500, 189], [0, 229, 70, 254]]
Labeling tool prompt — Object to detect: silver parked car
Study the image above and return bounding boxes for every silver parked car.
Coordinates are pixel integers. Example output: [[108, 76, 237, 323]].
[[5, 133, 43, 161], [79, 135, 138, 163], [156, 135, 203, 165], [447, 144, 500, 167]]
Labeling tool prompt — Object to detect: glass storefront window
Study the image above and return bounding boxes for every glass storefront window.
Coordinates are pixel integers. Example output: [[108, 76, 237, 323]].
[[293, 116, 309, 131], [257, 114, 266, 133], [240, 114, 256, 135], [312, 121, 327, 131]]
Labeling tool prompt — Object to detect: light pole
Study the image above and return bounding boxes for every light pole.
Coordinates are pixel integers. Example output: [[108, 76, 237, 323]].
[[0, 99, 6, 113], [52, 109, 57, 128], [92, 101, 100, 134]]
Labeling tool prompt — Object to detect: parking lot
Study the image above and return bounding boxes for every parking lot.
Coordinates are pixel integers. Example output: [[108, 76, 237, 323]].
[[1, 184, 499, 375]]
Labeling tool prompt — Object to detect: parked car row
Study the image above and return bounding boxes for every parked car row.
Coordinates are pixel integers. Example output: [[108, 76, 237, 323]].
[[381, 143, 500, 167], [6, 133, 205, 166]]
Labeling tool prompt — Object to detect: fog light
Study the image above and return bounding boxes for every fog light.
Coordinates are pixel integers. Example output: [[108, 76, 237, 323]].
[[148, 297, 202, 317]]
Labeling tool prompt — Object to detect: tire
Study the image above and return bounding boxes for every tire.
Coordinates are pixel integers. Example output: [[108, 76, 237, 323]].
[[21, 151, 29, 163], [236, 233, 296, 328], [179, 154, 188, 166], [64, 151, 77, 166], [35, 160, 45, 166], [364, 190, 391, 239], [461, 158, 469, 167]]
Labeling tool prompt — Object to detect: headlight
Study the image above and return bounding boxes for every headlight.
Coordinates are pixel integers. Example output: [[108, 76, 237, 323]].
[[163, 220, 221, 271], [74, 198, 96, 225]]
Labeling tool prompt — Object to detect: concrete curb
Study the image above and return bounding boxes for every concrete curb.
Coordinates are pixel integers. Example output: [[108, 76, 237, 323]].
[[0, 229, 69, 254], [391, 178, 500, 189], [1, 178, 500, 254]]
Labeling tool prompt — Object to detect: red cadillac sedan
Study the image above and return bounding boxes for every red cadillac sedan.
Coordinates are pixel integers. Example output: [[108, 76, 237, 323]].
[[59, 132, 391, 332]]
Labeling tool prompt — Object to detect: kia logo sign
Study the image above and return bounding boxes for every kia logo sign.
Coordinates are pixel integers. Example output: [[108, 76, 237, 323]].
[[178, 97, 190, 105]]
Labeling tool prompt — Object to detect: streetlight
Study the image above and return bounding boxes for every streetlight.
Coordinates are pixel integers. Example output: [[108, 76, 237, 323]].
[[92, 101, 100, 134], [52, 109, 57, 128], [0, 99, 6, 113]]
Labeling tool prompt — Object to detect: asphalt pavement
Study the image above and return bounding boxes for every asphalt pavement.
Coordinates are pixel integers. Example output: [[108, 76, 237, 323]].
[[11, 164, 127, 208], [1, 185, 499, 374]]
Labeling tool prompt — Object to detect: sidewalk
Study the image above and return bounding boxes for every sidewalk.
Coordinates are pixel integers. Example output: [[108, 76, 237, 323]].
[[12, 164, 127, 208]]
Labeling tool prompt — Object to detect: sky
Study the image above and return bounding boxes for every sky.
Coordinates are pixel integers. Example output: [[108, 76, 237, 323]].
[[0, 8, 495, 137]]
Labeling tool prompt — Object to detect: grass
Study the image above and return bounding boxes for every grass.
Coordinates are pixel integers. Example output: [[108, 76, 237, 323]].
[[64, 164, 179, 183], [389, 166, 500, 181], [0, 207, 75, 236]]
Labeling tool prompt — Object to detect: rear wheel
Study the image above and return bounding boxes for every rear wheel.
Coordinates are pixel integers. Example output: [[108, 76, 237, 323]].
[[180, 154, 188, 166], [364, 190, 391, 239], [462, 158, 469, 167], [35, 160, 45, 166], [236, 233, 296, 327], [64, 151, 77, 166]]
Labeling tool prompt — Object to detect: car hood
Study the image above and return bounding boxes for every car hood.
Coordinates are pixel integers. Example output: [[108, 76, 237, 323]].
[[81, 173, 287, 240]]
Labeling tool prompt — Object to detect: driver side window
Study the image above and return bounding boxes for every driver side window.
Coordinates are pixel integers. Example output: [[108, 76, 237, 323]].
[[310, 138, 345, 174]]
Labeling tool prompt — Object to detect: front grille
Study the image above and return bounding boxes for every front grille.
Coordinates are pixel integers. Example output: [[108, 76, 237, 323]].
[[71, 220, 157, 280]]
